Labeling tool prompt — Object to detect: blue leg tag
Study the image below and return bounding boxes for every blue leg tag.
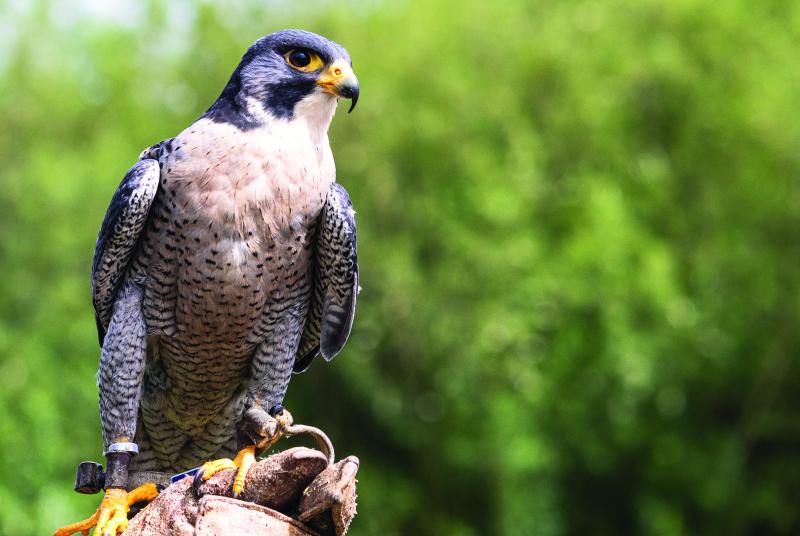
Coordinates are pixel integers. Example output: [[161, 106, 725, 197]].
[[170, 467, 200, 484]]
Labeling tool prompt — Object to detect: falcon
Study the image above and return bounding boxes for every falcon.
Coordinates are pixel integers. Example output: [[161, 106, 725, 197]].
[[55, 29, 359, 536]]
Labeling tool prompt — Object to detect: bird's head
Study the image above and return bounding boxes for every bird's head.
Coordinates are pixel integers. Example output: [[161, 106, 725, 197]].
[[206, 29, 359, 129]]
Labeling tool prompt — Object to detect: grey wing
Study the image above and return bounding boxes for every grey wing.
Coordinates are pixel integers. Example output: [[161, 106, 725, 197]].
[[92, 158, 160, 346], [294, 183, 359, 373]]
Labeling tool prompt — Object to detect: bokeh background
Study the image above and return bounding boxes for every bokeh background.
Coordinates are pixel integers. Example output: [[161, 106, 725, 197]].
[[1, 0, 799, 534]]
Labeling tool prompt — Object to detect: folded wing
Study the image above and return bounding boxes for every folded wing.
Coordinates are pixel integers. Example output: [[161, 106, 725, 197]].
[[92, 158, 161, 346], [294, 183, 359, 372]]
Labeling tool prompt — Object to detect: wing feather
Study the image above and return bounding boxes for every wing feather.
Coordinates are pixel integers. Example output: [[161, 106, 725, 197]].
[[92, 157, 160, 345], [294, 183, 359, 373]]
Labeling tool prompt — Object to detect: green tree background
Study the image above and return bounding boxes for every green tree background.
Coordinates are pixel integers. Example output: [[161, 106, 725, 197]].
[[0, 0, 798, 534]]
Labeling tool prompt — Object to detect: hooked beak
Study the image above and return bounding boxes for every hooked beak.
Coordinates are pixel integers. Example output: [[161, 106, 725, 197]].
[[316, 61, 360, 113]]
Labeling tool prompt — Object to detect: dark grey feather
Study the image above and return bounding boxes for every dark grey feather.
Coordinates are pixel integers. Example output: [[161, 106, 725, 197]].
[[92, 158, 160, 345], [294, 183, 358, 372]]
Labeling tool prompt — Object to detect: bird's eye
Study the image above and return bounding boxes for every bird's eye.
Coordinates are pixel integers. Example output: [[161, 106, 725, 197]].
[[285, 49, 324, 72], [289, 50, 310, 67]]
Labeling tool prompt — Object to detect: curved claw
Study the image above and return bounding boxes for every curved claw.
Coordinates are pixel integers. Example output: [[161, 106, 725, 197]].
[[192, 466, 206, 496]]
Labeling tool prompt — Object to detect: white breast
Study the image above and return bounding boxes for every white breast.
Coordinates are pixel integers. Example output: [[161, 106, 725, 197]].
[[163, 103, 336, 241]]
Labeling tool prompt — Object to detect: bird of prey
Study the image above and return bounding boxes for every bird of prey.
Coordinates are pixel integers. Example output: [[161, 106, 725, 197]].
[[55, 29, 359, 536]]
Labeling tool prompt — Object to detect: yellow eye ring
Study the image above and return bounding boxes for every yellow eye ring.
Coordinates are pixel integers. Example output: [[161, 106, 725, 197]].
[[284, 49, 324, 72]]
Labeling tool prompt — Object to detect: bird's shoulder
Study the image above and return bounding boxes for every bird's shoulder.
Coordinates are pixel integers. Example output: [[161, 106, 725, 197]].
[[139, 138, 174, 164], [161, 119, 269, 171]]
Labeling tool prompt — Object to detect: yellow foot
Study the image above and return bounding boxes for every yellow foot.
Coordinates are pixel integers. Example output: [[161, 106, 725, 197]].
[[198, 445, 256, 496], [54, 483, 158, 536]]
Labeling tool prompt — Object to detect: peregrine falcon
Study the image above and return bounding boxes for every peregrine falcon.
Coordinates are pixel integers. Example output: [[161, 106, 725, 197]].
[[55, 29, 359, 536]]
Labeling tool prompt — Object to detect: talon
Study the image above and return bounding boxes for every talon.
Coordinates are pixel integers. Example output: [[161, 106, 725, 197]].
[[54, 483, 157, 536], [192, 467, 206, 496], [232, 445, 256, 495], [197, 445, 257, 497]]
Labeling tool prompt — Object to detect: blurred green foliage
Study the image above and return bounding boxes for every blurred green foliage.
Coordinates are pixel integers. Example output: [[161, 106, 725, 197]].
[[0, 0, 799, 534]]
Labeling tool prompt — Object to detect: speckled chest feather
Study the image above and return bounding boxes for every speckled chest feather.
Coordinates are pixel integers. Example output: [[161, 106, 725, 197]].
[[130, 116, 335, 425]]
